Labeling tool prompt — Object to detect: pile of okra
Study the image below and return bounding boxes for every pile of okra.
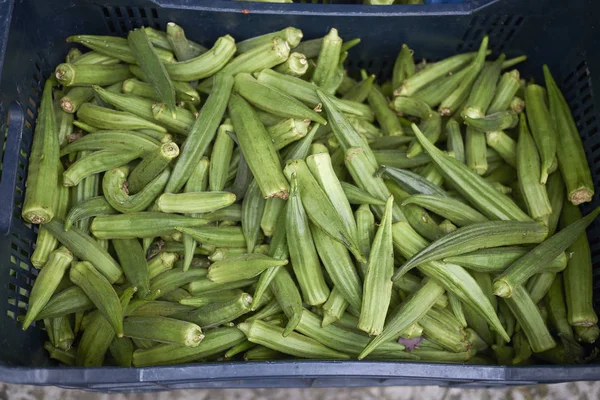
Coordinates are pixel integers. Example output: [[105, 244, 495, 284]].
[[21, 23, 600, 367]]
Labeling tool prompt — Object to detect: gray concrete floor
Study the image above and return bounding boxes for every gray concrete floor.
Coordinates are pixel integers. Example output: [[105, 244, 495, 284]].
[[1, 382, 599, 399]]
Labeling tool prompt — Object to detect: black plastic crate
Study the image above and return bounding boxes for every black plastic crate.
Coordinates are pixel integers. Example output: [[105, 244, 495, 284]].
[[0, 0, 599, 391]]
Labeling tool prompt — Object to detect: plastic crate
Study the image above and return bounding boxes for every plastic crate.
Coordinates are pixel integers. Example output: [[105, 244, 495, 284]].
[[0, 0, 599, 391]]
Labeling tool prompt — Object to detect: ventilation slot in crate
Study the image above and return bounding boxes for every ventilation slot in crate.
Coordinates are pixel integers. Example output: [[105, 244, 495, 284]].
[[346, 58, 394, 82], [6, 232, 36, 323], [102, 6, 161, 35], [456, 14, 524, 54]]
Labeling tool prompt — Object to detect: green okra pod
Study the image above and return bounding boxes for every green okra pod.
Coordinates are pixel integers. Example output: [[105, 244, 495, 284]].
[[560, 202, 599, 327], [62, 149, 142, 187], [461, 54, 505, 120], [156, 192, 237, 214], [77, 103, 167, 133], [59, 130, 160, 156], [355, 204, 376, 279], [465, 126, 488, 176], [242, 180, 266, 254], [23, 247, 73, 330], [222, 38, 290, 76], [90, 212, 209, 239], [210, 121, 235, 192], [401, 194, 488, 227], [284, 159, 364, 260], [392, 96, 433, 119], [185, 292, 253, 328], [312, 28, 342, 91], [464, 111, 519, 132], [67, 35, 174, 64], [165, 35, 236, 81], [486, 130, 517, 168], [166, 73, 234, 193], [228, 93, 289, 199], [543, 65, 594, 204], [285, 174, 330, 306], [133, 327, 246, 366], [149, 267, 208, 301], [122, 78, 201, 104], [123, 316, 204, 347], [234, 73, 327, 125], [358, 196, 394, 336], [411, 123, 531, 221], [208, 254, 288, 284], [238, 320, 350, 360], [268, 118, 310, 150], [488, 70, 521, 114], [103, 166, 169, 213], [341, 182, 386, 206], [392, 44, 415, 91], [148, 252, 178, 280], [516, 113, 552, 219], [22, 79, 59, 224], [369, 84, 404, 136], [113, 238, 151, 299], [525, 84, 557, 185], [69, 261, 124, 337], [544, 172, 566, 235], [377, 165, 448, 198], [493, 206, 600, 298], [176, 226, 246, 248], [36, 286, 94, 320], [237, 27, 302, 54], [55, 63, 132, 87], [342, 74, 375, 103], [128, 142, 179, 195], [411, 66, 471, 108], [374, 150, 431, 169]]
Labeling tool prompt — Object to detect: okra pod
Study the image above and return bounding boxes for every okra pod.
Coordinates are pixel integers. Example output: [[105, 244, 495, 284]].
[[543, 65, 594, 204], [55, 63, 132, 86], [179, 290, 243, 307], [22, 79, 59, 224], [312, 28, 342, 91], [148, 252, 178, 280], [165, 35, 236, 81], [392, 96, 433, 119], [69, 261, 124, 336], [342, 74, 375, 103], [461, 54, 505, 119], [103, 166, 169, 213], [402, 194, 488, 227], [149, 267, 208, 301], [465, 110, 519, 132], [127, 142, 179, 194], [23, 247, 73, 330], [377, 165, 448, 198], [341, 182, 386, 206], [268, 118, 310, 150], [62, 149, 142, 187], [374, 150, 431, 169], [392, 44, 415, 91], [525, 84, 557, 185], [516, 113, 552, 219], [123, 316, 203, 347], [488, 70, 521, 114], [411, 67, 471, 108], [486, 130, 517, 168], [238, 28, 302, 54], [90, 212, 210, 239], [411, 123, 531, 221], [544, 172, 566, 235], [185, 292, 253, 328], [113, 238, 151, 299], [369, 84, 404, 136], [36, 286, 94, 320], [503, 285, 556, 353], [157, 192, 237, 214], [77, 103, 167, 133], [394, 220, 548, 278], [445, 247, 566, 274], [285, 174, 330, 306], [494, 206, 600, 298], [67, 35, 174, 64], [238, 320, 350, 360], [59, 130, 160, 156], [560, 202, 599, 327], [208, 254, 288, 284], [526, 272, 557, 304], [222, 38, 290, 76], [132, 327, 245, 366]]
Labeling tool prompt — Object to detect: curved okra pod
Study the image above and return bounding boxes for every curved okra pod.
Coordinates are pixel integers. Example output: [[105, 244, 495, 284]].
[[22, 247, 73, 330], [77, 103, 167, 133], [55, 63, 132, 86], [151, 24, 207, 57], [167, 73, 234, 193], [321, 288, 349, 328], [275, 51, 309, 77], [544, 65, 594, 204], [503, 285, 556, 353], [208, 254, 288, 284], [236, 27, 302, 54], [103, 166, 169, 213], [69, 261, 124, 337], [222, 38, 290, 76], [393, 220, 547, 279], [401, 194, 488, 227], [113, 238, 151, 299], [391, 222, 509, 343], [67, 35, 174, 64], [123, 316, 204, 347], [234, 73, 327, 125], [358, 196, 394, 336], [525, 84, 557, 185], [164, 35, 236, 81], [59, 130, 161, 156], [238, 320, 350, 360], [284, 159, 364, 260], [493, 206, 600, 298], [285, 174, 330, 306], [516, 114, 552, 219], [392, 96, 433, 119], [64, 196, 116, 232], [185, 292, 253, 328], [412, 123, 530, 221], [63, 149, 142, 187], [242, 180, 266, 254], [22, 79, 59, 224], [132, 327, 245, 366]]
